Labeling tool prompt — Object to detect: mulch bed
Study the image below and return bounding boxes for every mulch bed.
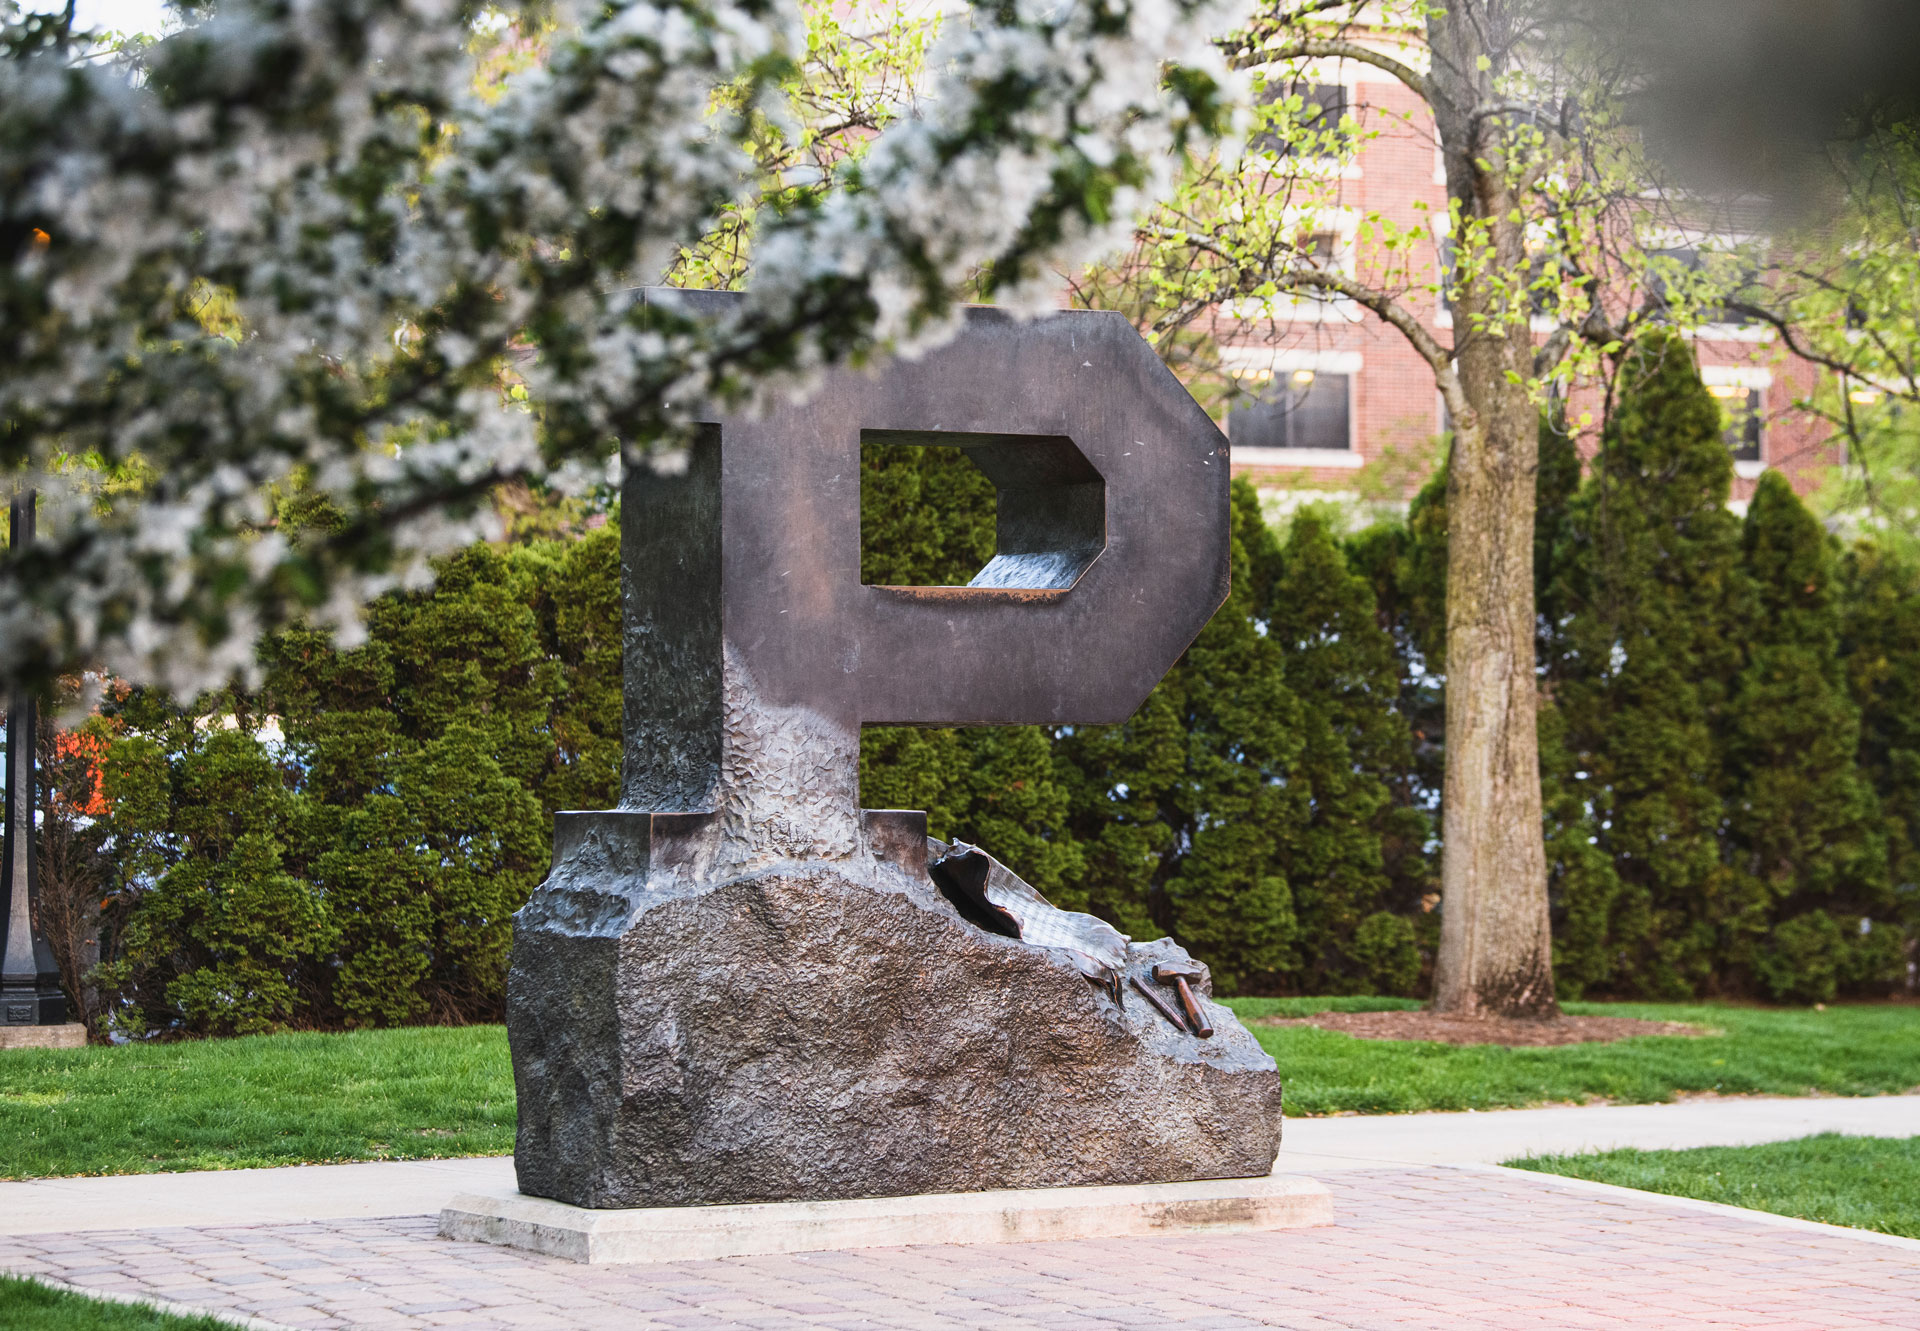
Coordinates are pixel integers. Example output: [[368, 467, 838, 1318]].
[[1252, 1009, 1707, 1047]]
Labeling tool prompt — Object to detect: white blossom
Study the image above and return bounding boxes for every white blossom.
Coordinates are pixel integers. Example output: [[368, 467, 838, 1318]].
[[0, 0, 1249, 693]]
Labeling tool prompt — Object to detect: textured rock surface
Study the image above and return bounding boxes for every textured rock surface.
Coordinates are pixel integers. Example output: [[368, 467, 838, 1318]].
[[508, 814, 1284, 1209]]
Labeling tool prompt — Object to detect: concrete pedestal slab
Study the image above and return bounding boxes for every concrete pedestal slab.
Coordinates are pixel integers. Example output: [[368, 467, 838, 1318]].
[[439, 1173, 1333, 1264], [0, 1024, 86, 1050]]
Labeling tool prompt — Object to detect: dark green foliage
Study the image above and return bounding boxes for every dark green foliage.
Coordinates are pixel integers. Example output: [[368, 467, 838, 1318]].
[[1342, 335, 1917, 1003], [1729, 473, 1895, 1001], [264, 543, 572, 1027], [1838, 542, 1920, 950], [1533, 404, 1583, 669], [1531, 407, 1616, 979], [1751, 910, 1850, 1005], [96, 529, 623, 1037], [857, 439, 997, 587], [1348, 912, 1421, 995], [75, 395, 1920, 1030], [1060, 483, 1303, 990], [861, 724, 1084, 897], [1398, 466, 1452, 672], [1345, 463, 1447, 828], [99, 730, 335, 1037], [1542, 334, 1746, 999], [530, 526, 627, 813], [1529, 337, 1905, 1002], [1057, 485, 1429, 995], [1264, 507, 1430, 991], [1342, 457, 1453, 982]]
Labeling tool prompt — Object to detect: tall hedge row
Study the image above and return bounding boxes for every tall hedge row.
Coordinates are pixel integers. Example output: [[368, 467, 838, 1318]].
[[93, 534, 623, 1035], [1359, 332, 1919, 1003], [57, 351, 1920, 1033]]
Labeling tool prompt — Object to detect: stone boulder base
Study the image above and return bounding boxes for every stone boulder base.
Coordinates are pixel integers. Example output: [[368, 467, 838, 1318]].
[[508, 825, 1284, 1209]]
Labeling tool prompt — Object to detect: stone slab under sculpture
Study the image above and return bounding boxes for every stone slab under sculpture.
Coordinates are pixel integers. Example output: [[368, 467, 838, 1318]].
[[508, 295, 1284, 1209]]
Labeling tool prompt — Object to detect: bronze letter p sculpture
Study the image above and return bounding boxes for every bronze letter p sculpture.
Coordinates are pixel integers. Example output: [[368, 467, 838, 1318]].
[[507, 294, 1285, 1208]]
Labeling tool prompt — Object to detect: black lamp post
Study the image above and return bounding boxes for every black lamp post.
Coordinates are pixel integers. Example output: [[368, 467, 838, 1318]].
[[0, 490, 66, 1028]]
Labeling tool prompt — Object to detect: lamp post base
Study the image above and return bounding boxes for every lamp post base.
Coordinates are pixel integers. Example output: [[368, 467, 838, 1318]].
[[0, 1023, 85, 1050]]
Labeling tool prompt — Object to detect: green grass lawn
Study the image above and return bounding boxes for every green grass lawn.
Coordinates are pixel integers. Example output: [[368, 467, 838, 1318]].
[[0, 1276, 241, 1330], [1223, 997, 1920, 1115], [1507, 1133, 1920, 1238], [0, 1025, 513, 1179], [0, 1002, 1914, 1179]]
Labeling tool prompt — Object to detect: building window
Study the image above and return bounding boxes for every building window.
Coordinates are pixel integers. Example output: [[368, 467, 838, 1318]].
[[1710, 384, 1763, 461], [1648, 246, 1760, 327], [1230, 370, 1352, 450], [1251, 79, 1348, 157], [1290, 230, 1337, 275]]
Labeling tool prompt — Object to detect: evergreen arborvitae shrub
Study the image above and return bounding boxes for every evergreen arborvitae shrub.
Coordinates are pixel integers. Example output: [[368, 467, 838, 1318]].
[[1349, 911, 1420, 995], [1730, 472, 1896, 1001], [1544, 333, 1745, 999], [98, 724, 336, 1037], [1266, 507, 1429, 992], [98, 530, 619, 1034], [1751, 909, 1849, 1006], [856, 439, 998, 586], [1530, 408, 1627, 1001], [1346, 461, 1447, 842], [135, 404, 1920, 1023], [1058, 481, 1302, 990], [266, 542, 571, 1026], [1057, 484, 1427, 995], [523, 520, 626, 814], [1838, 541, 1920, 961]]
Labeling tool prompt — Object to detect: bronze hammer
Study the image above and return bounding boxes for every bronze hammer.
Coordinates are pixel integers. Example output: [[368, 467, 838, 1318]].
[[1152, 963, 1213, 1038], [1129, 974, 1188, 1032]]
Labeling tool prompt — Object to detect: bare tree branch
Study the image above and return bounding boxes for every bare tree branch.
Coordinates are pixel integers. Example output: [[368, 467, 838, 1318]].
[[1533, 325, 1571, 379], [1225, 36, 1432, 102], [1250, 0, 1359, 30], [1275, 267, 1454, 368], [1722, 298, 1904, 391], [1470, 101, 1555, 128]]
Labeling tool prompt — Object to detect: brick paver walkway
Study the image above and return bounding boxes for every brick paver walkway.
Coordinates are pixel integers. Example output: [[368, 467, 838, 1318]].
[[5, 1167, 1916, 1330]]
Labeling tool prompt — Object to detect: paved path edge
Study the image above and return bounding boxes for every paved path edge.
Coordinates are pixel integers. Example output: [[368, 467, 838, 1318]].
[[5, 1166, 1919, 1331], [13, 1271, 303, 1330], [1468, 1163, 1920, 1253]]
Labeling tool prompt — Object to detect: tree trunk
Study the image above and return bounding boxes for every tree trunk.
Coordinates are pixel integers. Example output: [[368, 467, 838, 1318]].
[[1427, 3, 1559, 1018]]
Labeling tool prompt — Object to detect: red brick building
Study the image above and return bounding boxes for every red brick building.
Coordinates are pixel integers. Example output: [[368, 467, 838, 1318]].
[[1211, 43, 1841, 511]]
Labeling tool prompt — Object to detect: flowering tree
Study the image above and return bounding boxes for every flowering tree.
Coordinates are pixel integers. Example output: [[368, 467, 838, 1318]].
[[1, 0, 1247, 695]]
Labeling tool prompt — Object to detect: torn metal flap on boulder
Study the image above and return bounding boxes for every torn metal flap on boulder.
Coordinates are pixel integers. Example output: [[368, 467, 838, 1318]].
[[926, 840, 1021, 939], [927, 837, 1129, 989]]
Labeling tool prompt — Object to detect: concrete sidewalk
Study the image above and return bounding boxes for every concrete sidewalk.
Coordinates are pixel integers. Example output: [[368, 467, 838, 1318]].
[[7, 1165, 1917, 1330], [1, 1093, 1913, 1235], [1280, 1091, 1920, 1173]]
